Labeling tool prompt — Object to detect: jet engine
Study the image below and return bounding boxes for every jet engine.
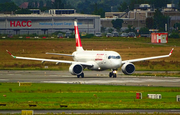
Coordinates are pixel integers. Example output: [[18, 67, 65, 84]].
[[121, 63, 135, 75], [69, 64, 83, 75]]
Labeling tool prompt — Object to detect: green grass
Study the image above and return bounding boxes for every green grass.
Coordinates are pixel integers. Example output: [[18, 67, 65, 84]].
[[0, 83, 180, 110]]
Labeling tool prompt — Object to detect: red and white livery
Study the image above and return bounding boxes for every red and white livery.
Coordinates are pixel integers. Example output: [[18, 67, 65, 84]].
[[6, 20, 174, 78]]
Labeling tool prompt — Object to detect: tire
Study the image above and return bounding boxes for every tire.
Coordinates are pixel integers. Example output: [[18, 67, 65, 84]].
[[81, 73, 84, 78], [109, 72, 112, 78], [113, 74, 117, 78], [77, 75, 80, 78]]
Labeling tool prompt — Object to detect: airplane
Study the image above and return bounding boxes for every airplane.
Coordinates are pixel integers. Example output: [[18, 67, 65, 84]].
[[6, 20, 174, 78]]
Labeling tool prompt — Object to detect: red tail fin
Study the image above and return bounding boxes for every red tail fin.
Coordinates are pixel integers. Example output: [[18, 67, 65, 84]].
[[74, 20, 84, 51]]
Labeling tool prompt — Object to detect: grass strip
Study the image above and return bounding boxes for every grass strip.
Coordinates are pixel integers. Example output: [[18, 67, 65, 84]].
[[0, 83, 180, 110]]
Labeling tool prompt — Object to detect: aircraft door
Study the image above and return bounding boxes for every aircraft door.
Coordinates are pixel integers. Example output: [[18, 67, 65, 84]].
[[99, 54, 109, 69], [96, 54, 105, 69]]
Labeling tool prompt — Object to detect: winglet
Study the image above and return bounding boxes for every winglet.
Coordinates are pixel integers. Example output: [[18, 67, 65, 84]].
[[168, 48, 174, 56], [6, 50, 16, 58]]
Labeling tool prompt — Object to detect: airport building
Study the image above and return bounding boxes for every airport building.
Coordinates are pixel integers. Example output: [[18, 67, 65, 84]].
[[0, 12, 101, 35], [102, 4, 180, 31], [1, 4, 180, 36]]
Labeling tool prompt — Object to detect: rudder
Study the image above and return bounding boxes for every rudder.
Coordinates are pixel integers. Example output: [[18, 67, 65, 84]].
[[74, 20, 84, 51]]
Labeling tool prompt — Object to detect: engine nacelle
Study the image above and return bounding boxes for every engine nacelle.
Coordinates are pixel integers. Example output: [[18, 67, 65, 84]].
[[121, 63, 135, 75], [69, 64, 83, 75]]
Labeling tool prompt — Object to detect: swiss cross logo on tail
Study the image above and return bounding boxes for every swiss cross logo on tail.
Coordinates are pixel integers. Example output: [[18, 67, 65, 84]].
[[74, 20, 83, 51]]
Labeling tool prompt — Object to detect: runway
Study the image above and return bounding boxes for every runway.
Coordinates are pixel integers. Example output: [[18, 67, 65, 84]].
[[0, 70, 180, 87]]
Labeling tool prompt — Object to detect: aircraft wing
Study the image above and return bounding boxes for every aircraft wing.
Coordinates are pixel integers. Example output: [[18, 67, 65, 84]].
[[6, 50, 93, 67], [46, 52, 74, 57], [122, 48, 174, 64]]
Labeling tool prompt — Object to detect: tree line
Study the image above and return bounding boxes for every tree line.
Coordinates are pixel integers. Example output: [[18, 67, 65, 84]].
[[0, 0, 73, 13], [1, 0, 180, 15]]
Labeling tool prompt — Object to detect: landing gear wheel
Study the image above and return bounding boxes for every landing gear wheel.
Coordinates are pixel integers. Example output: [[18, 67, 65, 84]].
[[77, 75, 80, 78], [109, 69, 118, 78], [77, 72, 84, 78], [81, 72, 84, 78], [113, 73, 117, 78], [109, 72, 113, 78]]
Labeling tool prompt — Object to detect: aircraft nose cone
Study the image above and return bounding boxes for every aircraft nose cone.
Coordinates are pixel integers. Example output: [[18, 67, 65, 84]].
[[111, 59, 121, 68]]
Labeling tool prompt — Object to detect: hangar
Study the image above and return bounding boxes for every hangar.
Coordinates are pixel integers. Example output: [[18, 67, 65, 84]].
[[0, 13, 101, 35]]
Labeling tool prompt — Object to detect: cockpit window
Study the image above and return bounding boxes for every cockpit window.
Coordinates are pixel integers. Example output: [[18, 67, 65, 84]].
[[108, 56, 121, 59], [116, 56, 121, 59]]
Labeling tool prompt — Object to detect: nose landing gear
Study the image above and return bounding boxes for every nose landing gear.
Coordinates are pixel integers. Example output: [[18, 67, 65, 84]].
[[109, 69, 117, 78]]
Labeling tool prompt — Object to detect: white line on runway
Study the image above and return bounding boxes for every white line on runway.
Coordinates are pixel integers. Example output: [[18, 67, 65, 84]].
[[7, 74, 21, 76], [41, 78, 180, 84], [49, 75, 58, 77], [0, 79, 9, 81]]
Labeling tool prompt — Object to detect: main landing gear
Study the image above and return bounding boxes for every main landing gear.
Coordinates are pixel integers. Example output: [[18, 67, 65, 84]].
[[77, 72, 84, 78], [109, 69, 117, 78]]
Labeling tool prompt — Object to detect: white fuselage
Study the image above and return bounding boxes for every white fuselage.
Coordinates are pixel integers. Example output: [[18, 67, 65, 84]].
[[72, 50, 122, 70]]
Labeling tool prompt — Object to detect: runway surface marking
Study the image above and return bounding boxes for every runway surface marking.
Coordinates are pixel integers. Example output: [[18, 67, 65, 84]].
[[42, 78, 180, 84], [0, 79, 9, 81]]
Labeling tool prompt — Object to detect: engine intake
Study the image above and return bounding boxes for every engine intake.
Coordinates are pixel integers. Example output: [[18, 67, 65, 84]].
[[121, 63, 135, 75], [69, 64, 83, 75]]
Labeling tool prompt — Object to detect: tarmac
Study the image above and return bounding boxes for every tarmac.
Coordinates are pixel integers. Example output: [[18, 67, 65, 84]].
[[0, 70, 180, 87]]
